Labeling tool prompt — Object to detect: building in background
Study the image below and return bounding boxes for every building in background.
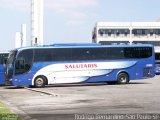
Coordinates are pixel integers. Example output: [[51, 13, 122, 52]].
[[92, 22, 160, 51], [31, 0, 44, 46]]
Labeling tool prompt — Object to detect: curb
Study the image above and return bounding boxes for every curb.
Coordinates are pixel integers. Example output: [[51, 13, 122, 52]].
[[25, 87, 59, 97]]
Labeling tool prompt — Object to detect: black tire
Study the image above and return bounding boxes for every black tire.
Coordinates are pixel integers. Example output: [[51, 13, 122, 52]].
[[117, 73, 129, 84], [34, 76, 46, 88]]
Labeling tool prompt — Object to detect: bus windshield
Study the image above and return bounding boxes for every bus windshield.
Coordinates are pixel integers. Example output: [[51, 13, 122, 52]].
[[155, 52, 160, 75], [0, 53, 8, 65], [155, 53, 160, 64], [7, 50, 17, 65], [5, 50, 17, 81]]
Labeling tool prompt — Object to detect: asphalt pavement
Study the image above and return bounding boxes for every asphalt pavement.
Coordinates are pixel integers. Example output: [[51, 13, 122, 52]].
[[0, 76, 160, 120]]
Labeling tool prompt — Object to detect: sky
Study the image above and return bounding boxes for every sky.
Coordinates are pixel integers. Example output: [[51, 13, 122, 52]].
[[0, 0, 160, 51]]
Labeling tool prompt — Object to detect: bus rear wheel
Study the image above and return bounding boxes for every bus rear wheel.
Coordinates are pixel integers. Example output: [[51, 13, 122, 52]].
[[34, 76, 46, 88], [117, 73, 129, 84]]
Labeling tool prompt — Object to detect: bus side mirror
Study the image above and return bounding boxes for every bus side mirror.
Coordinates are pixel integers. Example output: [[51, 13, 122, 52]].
[[15, 59, 25, 70]]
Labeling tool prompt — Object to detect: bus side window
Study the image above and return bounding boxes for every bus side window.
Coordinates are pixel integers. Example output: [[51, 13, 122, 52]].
[[3, 57, 7, 65], [15, 59, 25, 70], [15, 49, 33, 75]]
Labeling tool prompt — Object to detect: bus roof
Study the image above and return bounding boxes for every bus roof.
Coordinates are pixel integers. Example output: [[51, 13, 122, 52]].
[[50, 43, 100, 46], [0, 51, 9, 54], [15, 43, 154, 51]]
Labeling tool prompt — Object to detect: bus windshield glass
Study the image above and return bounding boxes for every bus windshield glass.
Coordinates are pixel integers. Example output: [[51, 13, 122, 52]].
[[155, 53, 160, 64], [7, 50, 17, 65], [0, 53, 8, 65], [6, 50, 17, 80]]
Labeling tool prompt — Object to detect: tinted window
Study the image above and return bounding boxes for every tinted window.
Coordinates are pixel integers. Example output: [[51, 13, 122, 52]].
[[72, 48, 107, 61], [34, 49, 53, 62], [124, 47, 152, 58], [155, 53, 160, 60], [0, 53, 8, 64], [132, 29, 160, 36], [72, 48, 91, 60], [132, 41, 160, 46], [15, 49, 33, 75], [100, 41, 129, 45], [72, 47, 152, 61], [53, 48, 71, 61], [98, 29, 130, 36], [89, 48, 107, 60], [107, 48, 124, 59]]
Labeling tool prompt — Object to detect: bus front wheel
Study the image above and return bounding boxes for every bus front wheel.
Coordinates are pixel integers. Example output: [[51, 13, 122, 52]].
[[34, 76, 46, 88], [117, 73, 129, 84]]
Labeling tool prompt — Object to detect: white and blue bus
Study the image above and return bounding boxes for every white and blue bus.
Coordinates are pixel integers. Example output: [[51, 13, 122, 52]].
[[5, 44, 155, 87], [0, 52, 9, 85]]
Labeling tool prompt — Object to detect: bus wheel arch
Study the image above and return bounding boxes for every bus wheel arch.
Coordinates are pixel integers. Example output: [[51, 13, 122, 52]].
[[34, 75, 48, 88], [117, 72, 130, 84]]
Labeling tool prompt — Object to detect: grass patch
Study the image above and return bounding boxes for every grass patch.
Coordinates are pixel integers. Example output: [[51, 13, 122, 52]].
[[0, 102, 21, 120]]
